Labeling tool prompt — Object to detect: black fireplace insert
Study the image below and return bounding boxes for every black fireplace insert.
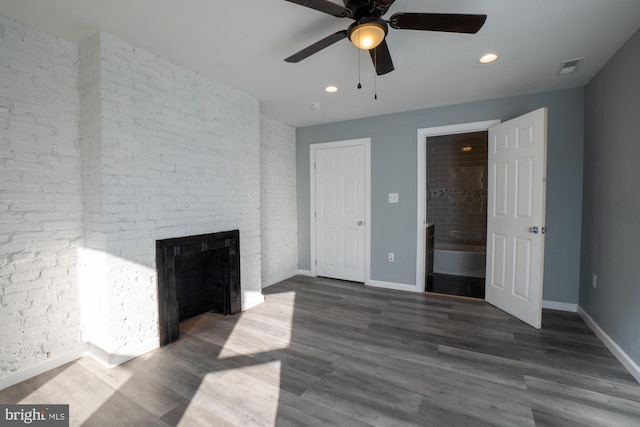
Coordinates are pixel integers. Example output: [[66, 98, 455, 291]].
[[156, 230, 241, 345]]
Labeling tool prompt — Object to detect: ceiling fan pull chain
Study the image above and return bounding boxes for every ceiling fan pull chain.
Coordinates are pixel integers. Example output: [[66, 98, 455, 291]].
[[374, 50, 378, 100], [357, 46, 362, 89]]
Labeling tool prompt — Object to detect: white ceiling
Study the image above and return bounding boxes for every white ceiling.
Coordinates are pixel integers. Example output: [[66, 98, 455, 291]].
[[2, 0, 640, 127]]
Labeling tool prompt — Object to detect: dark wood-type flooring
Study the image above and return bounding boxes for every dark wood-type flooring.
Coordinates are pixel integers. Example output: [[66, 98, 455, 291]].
[[1, 275, 639, 426], [427, 273, 486, 299]]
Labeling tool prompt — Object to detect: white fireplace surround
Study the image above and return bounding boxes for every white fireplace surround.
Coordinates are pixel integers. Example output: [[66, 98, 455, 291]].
[[0, 17, 298, 389]]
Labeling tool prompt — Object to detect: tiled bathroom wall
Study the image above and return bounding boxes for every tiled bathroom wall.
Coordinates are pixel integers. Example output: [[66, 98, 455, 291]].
[[426, 131, 488, 247]]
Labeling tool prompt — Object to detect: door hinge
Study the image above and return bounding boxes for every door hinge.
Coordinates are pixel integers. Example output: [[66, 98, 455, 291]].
[[314, 259, 317, 266]]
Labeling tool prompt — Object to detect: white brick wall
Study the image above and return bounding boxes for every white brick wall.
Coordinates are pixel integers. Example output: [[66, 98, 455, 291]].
[[260, 115, 298, 286], [0, 16, 83, 375], [1, 16, 299, 383], [77, 31, 112, 354], [78, 32, 263, 357]]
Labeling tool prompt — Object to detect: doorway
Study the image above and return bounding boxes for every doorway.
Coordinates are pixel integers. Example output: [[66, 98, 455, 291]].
[[310, 138, 371, 283], [425, 131, 488, 299], [416, 120, 500, 296], [416, 109, 548, 329]]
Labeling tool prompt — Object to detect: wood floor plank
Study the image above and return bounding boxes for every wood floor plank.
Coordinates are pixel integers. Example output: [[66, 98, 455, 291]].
[[160, 402, 236, 427], [531, 408, 590, 427], [1, 275, 639, 426], [439, 344, 640, 402], [275, 391, 372, 427], [524, 376, 640, 420]]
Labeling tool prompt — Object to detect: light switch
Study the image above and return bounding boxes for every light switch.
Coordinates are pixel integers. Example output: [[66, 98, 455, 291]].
[[388, 193, 399, 203]]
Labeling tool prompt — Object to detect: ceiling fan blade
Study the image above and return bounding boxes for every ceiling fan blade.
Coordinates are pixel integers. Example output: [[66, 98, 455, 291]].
[[389, 13, 487, 34], [284, 0, 350, 17], [369, 39, 394, 75], [285, 30, 348, 63]]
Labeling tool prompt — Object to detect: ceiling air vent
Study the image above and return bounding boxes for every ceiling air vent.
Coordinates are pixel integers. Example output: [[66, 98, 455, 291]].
[[557, 57, 585, 75]]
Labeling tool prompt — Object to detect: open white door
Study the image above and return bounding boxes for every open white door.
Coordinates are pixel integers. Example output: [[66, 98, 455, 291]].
[[315, 144, 366, 282], [486, 108, 547, 328]]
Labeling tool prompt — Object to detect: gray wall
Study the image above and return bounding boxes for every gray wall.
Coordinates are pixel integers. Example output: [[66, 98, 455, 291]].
[[297, 88, 584, 303], [580, 29, 640, 365]]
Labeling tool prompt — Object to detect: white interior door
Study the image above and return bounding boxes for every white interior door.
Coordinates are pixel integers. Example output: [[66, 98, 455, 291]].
[[486, 108, 547, 328], [315, 144, 366, 282]]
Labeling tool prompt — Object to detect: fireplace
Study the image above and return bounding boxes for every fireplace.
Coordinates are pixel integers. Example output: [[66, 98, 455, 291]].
[[156, 230, 241, 345]]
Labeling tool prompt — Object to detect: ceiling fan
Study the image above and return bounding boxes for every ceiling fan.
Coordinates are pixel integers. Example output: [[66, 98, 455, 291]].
[[284, 0, 487, 75]]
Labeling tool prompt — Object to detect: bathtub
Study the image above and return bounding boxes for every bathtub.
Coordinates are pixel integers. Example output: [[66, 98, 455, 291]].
[[433, 243, 486, 278]]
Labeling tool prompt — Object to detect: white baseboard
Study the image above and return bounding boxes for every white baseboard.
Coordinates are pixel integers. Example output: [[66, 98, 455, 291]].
[[84, 342, 112, 368], [85, 339, 158, 369], [242, 290, 265, 311], [297, 269, 314, 277], [578, 306, 640, 384], [367, 279, 421, 293], [262, 270, 298, 288], [542, 300, 578, 312], [0, 346, 86, 391]]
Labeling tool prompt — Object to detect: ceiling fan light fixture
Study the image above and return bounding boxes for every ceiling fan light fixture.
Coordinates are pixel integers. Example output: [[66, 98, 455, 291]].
[[284, 1, 487, 76], [349, 21, 387, 50]]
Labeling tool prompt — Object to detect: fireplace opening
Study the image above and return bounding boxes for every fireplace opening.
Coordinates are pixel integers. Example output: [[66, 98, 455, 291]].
[[156, 230, 241, 346]]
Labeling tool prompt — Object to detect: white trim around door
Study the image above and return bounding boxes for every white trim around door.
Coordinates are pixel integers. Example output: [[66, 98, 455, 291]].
[[310, 138, 371, 284], [416, 120, 501, 292]]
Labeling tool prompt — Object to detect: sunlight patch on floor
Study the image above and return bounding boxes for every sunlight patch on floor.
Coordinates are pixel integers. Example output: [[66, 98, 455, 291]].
[[185, 360, 282, 426], [218, 291, 296, 359], [18, 361, 125, 425]]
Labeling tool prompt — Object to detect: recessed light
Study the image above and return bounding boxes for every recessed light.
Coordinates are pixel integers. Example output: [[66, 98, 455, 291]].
[[479, 53, 498, 64], [325, 85, 338, 93]]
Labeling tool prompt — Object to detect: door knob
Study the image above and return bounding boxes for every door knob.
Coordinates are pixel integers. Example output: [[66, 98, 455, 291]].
[[357, 221, 363, 226], [528, 226, 539, 234]]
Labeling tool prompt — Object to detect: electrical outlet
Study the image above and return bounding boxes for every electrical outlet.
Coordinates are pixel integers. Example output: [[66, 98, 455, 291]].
[[388, 193, 399, 204], [388, 252, 395, 262], [592, 273, 597, 288]]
